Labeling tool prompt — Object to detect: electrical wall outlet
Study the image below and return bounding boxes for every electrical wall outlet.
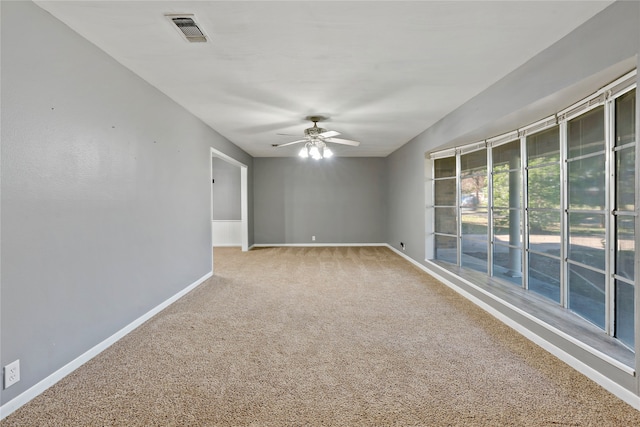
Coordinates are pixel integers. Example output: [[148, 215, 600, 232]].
[[4, 360, 20, 389], [312, 235, 316, 241]]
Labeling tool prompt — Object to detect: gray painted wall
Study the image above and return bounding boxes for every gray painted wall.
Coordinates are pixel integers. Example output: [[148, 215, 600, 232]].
[[1, 1, 252, 405], [254, 157, 387, 244], [212, 157, 241, 221]]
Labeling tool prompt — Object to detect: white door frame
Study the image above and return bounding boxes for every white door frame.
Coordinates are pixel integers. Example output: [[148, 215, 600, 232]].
[[210, 148, 249, 252]]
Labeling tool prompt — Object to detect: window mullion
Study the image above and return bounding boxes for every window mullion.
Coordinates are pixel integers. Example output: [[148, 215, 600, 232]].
[[521, 135, 529, 291], [488, 148, 494, 277], [456, 152, 462, 267], [559, 120, 568, 308], [606, 97, 616, 337]]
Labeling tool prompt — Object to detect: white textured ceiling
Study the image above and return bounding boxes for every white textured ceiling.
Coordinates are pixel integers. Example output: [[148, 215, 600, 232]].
[[34, 1, 613, 157]]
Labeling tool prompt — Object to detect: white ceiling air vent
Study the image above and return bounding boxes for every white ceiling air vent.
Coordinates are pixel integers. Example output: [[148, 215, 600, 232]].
[[167, 14, 207, 43]]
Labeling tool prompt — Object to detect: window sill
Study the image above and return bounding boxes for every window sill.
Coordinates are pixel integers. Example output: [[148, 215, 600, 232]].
[[426, 259, 635, 373]]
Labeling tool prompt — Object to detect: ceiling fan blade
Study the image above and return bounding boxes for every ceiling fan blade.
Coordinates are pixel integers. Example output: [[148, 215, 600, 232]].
[[319, 130, 340, 138], [325, 137, 361, 147], [272, 139, 307, 148]]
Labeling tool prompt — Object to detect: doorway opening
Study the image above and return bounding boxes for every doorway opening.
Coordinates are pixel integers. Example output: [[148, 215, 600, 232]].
[[210, 148, 248, 271]]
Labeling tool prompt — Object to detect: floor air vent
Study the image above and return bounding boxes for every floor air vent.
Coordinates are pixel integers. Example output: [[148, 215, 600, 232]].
[[168, 15, 207, 43]]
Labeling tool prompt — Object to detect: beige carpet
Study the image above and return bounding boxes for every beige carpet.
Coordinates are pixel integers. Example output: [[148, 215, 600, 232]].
[[4, 246, 640, 426]]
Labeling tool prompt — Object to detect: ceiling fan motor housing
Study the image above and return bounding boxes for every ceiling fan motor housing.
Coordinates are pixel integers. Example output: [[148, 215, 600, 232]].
[[305, 126, 327, 137]]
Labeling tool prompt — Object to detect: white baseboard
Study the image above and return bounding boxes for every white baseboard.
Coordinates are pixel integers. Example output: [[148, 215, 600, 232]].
[[0, 271, 213, 420], [385, 245, 640, 410]]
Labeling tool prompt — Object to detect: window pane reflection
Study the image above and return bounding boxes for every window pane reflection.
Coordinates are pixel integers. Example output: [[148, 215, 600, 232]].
[[461, 210, 487, 235], [567, 106, 604, 158], [434, 157, 456, 178], [527, 164, 560, 209], [568, 155, 606, 209], [568, 213, 605, 271], [435, 235, 457, 264], [460, 150, 486, 177], [435, 207, 457, 235], [528, 210, 561, 255], [493, 140, 520, 173], [434, 179, 456, 206], [527, 127, 559, 164], [616, 147, 635, 210], [616, 280, 635, 349], [460, 177, 487, 208], [461, 236, 487, 273], [616, 215, 635, 281], [493, 208, 522, 245], [528, 253, 560, 303], [615, 89, 636, 147], [568, 264, 605, 328], [492, 174, 509, 208], [493, 243, 522, 286], [492, 171, 521, 209]]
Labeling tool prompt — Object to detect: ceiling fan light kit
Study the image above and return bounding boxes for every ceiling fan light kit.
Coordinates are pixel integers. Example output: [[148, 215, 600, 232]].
[[274, 116, 360, 160], [299, 142, 333, 160]]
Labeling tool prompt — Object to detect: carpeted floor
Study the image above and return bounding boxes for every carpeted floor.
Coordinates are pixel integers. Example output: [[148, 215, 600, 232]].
[[4, 246, 640, 426]]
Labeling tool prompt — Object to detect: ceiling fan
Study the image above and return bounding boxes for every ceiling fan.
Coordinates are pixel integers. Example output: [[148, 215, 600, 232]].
[[272, 116, 361, 159]]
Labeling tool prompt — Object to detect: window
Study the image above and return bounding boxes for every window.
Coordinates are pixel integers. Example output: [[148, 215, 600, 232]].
[[566, 105, 606, 328], [433, 157, 457, 265], [614, 88, 636, 348], [491, 140, 523, 286], [429, 72, 636, 350], [526, 127, 561, 302], [460, 149, 488, 273]]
